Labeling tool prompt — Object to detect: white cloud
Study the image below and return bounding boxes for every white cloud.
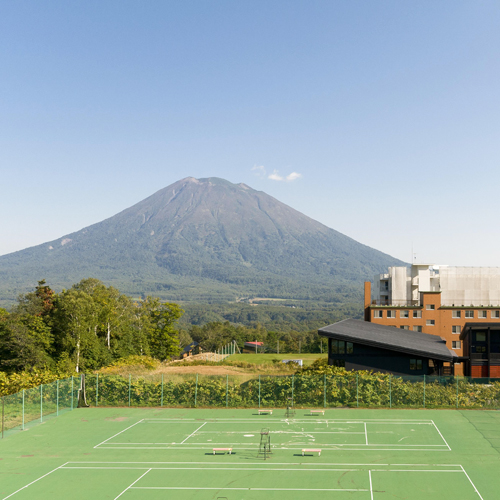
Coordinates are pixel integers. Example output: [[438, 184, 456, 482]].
[[268, 170, 284, 181], [252, 165, 302, 182], [286, 172, 302, 182], [251, 165, 267, 177]]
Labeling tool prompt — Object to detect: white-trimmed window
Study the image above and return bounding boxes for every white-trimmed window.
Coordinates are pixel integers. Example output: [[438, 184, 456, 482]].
[[413, 310, 422, 318], [465, 310, 474, 318], [426, 304, 435, 310], [374, 310, 383, 318], [452, 341, 461, 349], [400, 325, 410, 330], [386, 310, 396, 318], [413, 325, 422, 332], [400, 310, 409, 318], [452, 326, 461, 334], [493, 310, 500, 318], [479, 310, 487, 319], [426, 319, 435, 326], [452, 311, 461, 318]]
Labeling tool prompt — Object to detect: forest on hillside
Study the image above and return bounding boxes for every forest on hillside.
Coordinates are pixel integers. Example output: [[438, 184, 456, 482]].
[[0, 279, 349, 376]]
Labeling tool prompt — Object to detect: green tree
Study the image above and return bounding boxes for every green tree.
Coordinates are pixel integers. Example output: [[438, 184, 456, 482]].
[[142, 297, 183, 360]]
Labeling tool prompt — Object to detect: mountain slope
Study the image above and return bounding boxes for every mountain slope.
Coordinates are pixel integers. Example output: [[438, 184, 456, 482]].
[[0, 177, 404, 304]]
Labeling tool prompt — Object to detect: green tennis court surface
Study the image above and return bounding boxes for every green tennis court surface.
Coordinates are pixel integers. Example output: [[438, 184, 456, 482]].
[[1, 408, 499, 499]]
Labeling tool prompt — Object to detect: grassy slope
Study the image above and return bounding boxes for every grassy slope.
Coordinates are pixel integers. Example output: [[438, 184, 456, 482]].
[[230, 352, 327, 366]]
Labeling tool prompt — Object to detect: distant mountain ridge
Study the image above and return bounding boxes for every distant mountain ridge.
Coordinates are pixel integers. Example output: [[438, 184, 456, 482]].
[[0, 177, 404, 305]]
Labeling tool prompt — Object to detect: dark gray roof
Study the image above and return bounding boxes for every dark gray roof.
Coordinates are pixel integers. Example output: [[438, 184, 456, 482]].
[[319, 319, 456, 362]]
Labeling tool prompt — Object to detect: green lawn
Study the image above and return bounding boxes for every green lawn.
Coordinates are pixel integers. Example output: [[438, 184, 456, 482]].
[[230, 352, 327, 366]]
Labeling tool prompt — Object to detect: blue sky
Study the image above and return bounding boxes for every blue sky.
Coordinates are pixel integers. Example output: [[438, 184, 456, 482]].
[[1, 1, 499, 265]]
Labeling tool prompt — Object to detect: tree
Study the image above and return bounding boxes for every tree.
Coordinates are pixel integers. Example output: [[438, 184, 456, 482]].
[[142, 297, 183, 360]]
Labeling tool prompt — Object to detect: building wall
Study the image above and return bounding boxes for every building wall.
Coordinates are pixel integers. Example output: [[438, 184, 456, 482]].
[[365, 282, 500, 376], [328, 341, 431, 376]]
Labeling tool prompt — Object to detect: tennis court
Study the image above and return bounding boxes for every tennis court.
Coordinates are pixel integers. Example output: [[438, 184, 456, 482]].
[[1, 407, 499, 499]]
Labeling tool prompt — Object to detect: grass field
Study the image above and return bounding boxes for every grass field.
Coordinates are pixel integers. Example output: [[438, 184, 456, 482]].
[[1, 406, 499, 499], [230, 353, 328, 366]]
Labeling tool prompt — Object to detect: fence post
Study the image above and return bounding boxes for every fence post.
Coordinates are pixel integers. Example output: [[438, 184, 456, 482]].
[[56, 379, 59, 416], [423, 375, 426, 408], [456, 376, 459, 409], [71, 376, 74, 410], [194, 373, 198, 407], [226, 375, 229, 408], [258, 375, 261, 408], [96, 374, 99, 407], [22, 389, 25, 430], [40, 384, 43, 423], [323, 373, 326, 408], [356, 374, 359, 408], [161, 374, 164, 407], [389, 375, 392, 409], [128, 374, 131, 407], [292, 374, 295, 405]]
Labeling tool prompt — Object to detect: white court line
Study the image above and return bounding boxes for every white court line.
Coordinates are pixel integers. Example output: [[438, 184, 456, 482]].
[[369, 470, 374, 500], [102, 442, 449, 447], [431, 420, 451, 451], [130, 487, 369, 491], [94, 419, 144, 449], [93, 446, 450, 451], [180, 422, 207, 444], [1, 462, 69, 500], [113, 468, 151, 500], [143, 418, 433, 423], [460, 465, 484, 500], [364, 422, 368, 445], [60, 465, 465, 473], [64, 461, 461, 466]]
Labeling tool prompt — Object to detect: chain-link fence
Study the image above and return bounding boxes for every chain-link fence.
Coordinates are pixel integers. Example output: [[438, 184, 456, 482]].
[[82, 373, 500, 410], [4, 373, 500, 437], [1, 376, 79, 439]]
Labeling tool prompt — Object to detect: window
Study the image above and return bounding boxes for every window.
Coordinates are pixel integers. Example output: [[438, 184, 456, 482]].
[[400, 310, 409, 318], [493, 310, 500, 318], [413, 310, 422, 318], [465, 310, 474, 318], [426, 319, 435, 326], [400, 325, 410, 330], [452, 341, 461, 349], [452, 326, 461, 334], [413, 326, 422, 332], [479, 310, 487, 319], [452, 311, 461, 318], [331, 340, 353, 355], [374, 310, 383, 318], [475, 332, 487, 342], [426, 304, 435, 310], [338, 341, 345, 355], [410, 359, 423, 370], [386, 310, 396, 318]]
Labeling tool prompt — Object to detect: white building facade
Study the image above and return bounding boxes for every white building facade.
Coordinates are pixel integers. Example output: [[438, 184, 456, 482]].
[[374, 265, 500, 307]]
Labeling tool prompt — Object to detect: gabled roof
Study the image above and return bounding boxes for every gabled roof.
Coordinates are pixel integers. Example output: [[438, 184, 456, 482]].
[[181, 341, 199, 354], [319, 319, 456, 362]]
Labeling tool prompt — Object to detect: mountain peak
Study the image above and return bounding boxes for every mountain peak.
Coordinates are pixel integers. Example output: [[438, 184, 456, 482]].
[[0, 177, 404, 304]]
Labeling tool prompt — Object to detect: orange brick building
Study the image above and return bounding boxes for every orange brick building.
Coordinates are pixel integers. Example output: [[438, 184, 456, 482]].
[[364, 281, 500, 376]]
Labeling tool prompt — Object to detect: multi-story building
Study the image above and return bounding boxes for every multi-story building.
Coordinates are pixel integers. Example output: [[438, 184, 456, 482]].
[[365, 265, 500, 376]]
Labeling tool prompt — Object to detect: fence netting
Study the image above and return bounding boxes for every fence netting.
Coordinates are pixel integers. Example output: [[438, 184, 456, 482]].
[[3, 374, 500, 438], [1, 376, 79, 438], [78, 373, 500, 410]]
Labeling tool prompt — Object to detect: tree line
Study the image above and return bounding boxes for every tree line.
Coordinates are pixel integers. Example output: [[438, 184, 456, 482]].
[[0, 279, 182, 374], [0, 278, 329, 375]]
